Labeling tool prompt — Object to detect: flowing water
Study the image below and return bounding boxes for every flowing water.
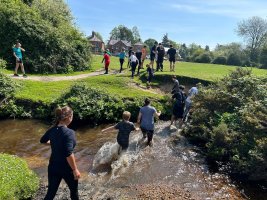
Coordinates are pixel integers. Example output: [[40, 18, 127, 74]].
[[0, 119, 265, 199]]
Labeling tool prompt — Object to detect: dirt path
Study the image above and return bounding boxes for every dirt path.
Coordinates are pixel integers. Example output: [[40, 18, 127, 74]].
[[10, 70, 110, 82]]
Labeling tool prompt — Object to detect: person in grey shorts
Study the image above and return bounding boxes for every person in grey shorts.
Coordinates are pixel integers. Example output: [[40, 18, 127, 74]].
[[137, 98, 161, 146]]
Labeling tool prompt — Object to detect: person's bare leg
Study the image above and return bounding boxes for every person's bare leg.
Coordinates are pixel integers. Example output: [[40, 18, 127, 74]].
[[14, 63, 19, 75], [178, 118, 183, 129], [170, 115, 176, 126], [20, 63, 26, 74], [170, 62, 172, 72]]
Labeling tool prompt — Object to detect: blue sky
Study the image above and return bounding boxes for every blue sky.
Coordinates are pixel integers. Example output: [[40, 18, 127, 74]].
[[67, 0, 267, 49]]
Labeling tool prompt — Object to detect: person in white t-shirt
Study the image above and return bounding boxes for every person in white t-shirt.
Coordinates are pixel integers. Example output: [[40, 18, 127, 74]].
[[183, 86, 198, 122], [130, 51, 139, 78]]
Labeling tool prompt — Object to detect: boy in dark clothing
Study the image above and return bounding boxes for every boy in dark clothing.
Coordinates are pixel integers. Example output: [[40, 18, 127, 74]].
[[156, 44, 165, 72], [167, 44, 177, 72], [102, 111, 139, 151], [135, 49, 142, 75], [150, 42, 157, 69], [127, 47, 133, 68], [146, 64, 153, 88]]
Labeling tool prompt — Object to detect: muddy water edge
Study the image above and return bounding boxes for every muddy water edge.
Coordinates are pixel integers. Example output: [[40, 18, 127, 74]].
[[0, 119, 265, 199]]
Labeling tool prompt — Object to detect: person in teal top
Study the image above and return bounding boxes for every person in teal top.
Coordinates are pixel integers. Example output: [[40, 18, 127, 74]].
[[13, 41, 27, 77], [119, 48, 126, 73]]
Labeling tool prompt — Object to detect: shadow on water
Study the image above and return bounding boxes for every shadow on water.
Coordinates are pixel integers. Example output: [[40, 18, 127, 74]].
[[0, 119, 266, 199]]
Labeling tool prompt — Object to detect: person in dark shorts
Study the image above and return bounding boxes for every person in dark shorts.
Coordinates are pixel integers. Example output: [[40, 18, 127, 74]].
[[13, 41, 27, 77], [40, 106, 80, 200], [135, 49, 142, 75], [167, 44, 177, 72], [127, 46, 133, 68], [146, 64, 153, 88], [150, 41, 157, 69], [137, 98, 161, 146], [102, 111, 139, 152], [119, 48, 126, 73], [170, 86, 186, 128], [156, 44, 165, 72]]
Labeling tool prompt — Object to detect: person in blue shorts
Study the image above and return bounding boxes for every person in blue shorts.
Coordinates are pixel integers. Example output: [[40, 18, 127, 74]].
[[137, 98, 161, 146], [13, 41, 27, 77]]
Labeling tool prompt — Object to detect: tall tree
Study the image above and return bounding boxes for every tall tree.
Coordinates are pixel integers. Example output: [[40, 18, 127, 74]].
[[110, 25, 134, 43], [144, 38, 157, 51], [132, 26, 141, 43], [162, 33, 169, 47], [237, 16, 267, 62]]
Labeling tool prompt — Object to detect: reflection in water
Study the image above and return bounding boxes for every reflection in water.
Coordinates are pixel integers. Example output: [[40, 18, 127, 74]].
[[0, 119, 264, 199]]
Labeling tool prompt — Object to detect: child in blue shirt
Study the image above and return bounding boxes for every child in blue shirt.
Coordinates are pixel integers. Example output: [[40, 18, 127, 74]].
[[119, 48, 126, 73]]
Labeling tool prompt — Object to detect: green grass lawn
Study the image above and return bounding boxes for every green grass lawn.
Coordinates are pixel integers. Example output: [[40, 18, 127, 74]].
[[12, 55, 267, 103]]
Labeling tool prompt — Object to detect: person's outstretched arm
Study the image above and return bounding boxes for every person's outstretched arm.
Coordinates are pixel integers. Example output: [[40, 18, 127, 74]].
[[154, 110, 161, 118], [20, 47, 25, 52], [102, 125, 116, 133], [137, 112, 142, 125]]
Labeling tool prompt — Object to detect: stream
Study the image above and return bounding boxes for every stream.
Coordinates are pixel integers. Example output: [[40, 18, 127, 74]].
[[0, 119, 265, 199]]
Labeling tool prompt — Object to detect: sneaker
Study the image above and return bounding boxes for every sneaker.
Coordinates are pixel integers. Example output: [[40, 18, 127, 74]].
[[14, 73, 19, 77], [23, 74, 27, 78]]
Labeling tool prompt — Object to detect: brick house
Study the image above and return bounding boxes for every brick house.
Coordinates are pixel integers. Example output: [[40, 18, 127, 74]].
[[107, 39, 131, 55], [88, 31, 105, 54]]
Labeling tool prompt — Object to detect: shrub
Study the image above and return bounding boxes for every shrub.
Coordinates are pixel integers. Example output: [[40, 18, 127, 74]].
[[194, 53, 212, 63], [184, 68, 267, 181], [0, 153, 39, 199], [212, 56, 227, 65], [0, 71, 18, 99], [0, 58, 7, 70], [227, 53, 242, 66], [0, 0, 91, 74]]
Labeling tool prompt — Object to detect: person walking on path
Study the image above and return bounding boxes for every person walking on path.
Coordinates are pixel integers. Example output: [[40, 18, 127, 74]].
[[150, 42, 157, 70], [137, 98, 161, 146], [102, 50, 110, 74], [119, 48, 126, 73], [130, 51, 139, 78], [156, 44, 165, 72], [136, 48, 142, 75], [13, 41, 27, 77], [40, 106, 80, 200], [167, 44, 177, 72], [127, 47, 133, 68], [102, 111, 139, 153], [141, 45, 147, 69]]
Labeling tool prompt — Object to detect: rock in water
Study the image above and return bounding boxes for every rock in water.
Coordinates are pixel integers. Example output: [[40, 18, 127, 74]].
[[93, 142, 120, 169]]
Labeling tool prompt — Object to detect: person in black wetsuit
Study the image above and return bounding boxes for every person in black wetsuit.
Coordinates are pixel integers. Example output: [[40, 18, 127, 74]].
[[40, 106, 80, 200], [102, 111, 139, 152]]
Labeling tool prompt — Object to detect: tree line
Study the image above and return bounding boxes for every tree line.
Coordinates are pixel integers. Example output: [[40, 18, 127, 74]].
[[101, 17, 267, 69]]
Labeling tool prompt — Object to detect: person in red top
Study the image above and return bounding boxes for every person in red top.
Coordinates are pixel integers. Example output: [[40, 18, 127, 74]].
[[102, 50, 110, 74]]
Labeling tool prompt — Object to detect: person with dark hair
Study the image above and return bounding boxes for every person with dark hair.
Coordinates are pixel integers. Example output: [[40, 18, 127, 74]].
[[102, 111, 139, 153], [13, 41, 27, 77], [102, 50, 110, 74], [167, 44, 177, 72], [135, 48, 142, 75], [127, 47, 133, 68], [137, 98, 161, 146], [40, 106, 80, 200], [171, 75, 180, 94], [170, 86, 186, 128], [150, 42, 157, 69], [119, 48, 126, 73], [156, 43, 165, 72], [146, 64, 153, 88], [130, 51, 139, 78]]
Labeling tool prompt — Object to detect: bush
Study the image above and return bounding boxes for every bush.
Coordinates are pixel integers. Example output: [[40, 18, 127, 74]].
[[227, 53, 242, 66], [0, 71, 18, 99], [184, 68, 267, 181], [194, 53, 212, 63], [0, 153, 39, 199], [0, 0, 91, 74], [0, 58, 7, 70], [212, 56, 227, 65]]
